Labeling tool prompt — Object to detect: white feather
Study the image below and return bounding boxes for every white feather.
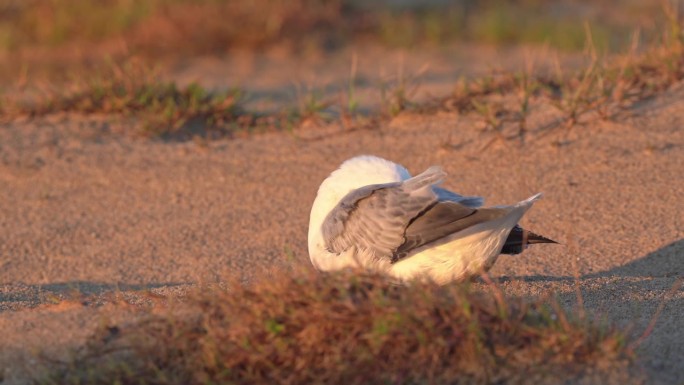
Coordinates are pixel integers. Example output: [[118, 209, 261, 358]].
[[308, 155, 543, 284]]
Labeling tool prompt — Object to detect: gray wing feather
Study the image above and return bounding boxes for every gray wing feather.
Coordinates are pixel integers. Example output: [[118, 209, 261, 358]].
[[320, 182, 400, 254], [321, 165, 500, 263], [394, 204, 507, 260], [433, 187, 484, 208], [322, 166, 444, 260]]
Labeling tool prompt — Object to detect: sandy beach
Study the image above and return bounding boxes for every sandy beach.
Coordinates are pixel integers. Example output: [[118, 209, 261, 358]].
[[1, 42, 683, 383]]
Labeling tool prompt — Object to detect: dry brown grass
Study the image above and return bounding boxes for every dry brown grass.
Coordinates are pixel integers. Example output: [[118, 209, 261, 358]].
[[2, 3, 682, 141], [0, 0, 664, 83], [0, 60, 264, 138], [0, 0, 347, 53], [4, 36, 683, 141], [437, 31, 684, 137], [37, 270, 636, 385], [1, 1, 650, 51]]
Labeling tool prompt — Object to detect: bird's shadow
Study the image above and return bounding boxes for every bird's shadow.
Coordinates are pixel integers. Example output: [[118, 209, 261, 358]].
[[0, 281, 191, 311], [493, 239, 684, 383], [496, 238, 683, 283]]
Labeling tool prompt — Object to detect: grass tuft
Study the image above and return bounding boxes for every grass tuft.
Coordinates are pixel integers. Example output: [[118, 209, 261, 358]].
[[438, 29, 684, 136], [39, 270, 635, 384], [2, 60, 257, 138]]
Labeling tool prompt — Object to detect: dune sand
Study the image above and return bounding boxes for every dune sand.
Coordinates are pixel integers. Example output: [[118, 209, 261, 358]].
[[0, 48, 682, 383]]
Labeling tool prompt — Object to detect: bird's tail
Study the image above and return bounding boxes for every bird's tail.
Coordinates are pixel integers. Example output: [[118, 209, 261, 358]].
[[500, 225, 558, 255]]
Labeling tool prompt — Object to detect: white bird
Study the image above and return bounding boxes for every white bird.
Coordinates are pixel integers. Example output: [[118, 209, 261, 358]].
[[308, 155, 556, 284]]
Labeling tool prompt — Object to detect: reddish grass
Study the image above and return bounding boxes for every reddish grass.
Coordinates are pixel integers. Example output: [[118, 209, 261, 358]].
[[39, 270, 636, 385]]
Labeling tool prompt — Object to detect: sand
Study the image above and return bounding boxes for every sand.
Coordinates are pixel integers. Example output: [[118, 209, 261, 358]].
[[0, 46, 682, 384]]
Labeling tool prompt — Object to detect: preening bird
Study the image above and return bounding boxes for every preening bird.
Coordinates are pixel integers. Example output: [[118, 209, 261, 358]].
[[308, 155, 556, 284]]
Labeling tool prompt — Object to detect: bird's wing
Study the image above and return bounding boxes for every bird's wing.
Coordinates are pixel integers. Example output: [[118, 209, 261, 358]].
[[394, 203, 507, 260], [433, 186, 484, 208], [322, 166, 505, 263]]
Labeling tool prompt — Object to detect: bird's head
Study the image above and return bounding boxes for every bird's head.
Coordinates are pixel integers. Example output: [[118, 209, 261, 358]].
[[307, 155, 410, 257]]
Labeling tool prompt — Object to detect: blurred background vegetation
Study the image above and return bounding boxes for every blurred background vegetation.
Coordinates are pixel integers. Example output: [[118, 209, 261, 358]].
[[0, 0, 672, 56], [2, 0, 681, 135]]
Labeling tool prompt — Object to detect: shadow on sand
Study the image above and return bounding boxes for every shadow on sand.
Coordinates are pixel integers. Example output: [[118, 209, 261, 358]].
[[0, 281, 191, 311], [497, 238, 683, 282], [498, 239, 684, 384]]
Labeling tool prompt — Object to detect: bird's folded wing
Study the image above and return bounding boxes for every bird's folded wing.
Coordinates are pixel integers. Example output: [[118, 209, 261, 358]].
[[433, 186, 484, 208], [322, 166, 498, 263], [394, 203, 507, 261]]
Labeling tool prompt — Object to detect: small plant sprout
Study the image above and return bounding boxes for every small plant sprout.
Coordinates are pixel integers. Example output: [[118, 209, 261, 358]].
[[294, 80, 333, 124], [379, 58, 427, 118], [5, 59, 252, 137], [471, 98, 511, 151], [347, 52, 360, 116], [515, 53, 538, 142]]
